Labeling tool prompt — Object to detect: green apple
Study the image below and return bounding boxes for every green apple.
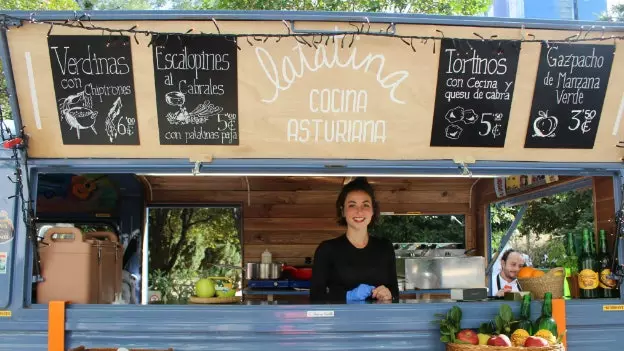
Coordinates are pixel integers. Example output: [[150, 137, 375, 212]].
[[195, 278, 216, 298]]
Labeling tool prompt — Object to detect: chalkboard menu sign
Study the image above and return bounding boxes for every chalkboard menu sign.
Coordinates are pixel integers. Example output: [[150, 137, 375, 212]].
[[153, 35, 238, 145], [430, 39, 521, 147], [524, 43, 614, 149], [48, 36, 139, 145]]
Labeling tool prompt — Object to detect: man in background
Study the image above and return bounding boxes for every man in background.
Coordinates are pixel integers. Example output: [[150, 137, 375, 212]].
[[494, 249, 526, 296]]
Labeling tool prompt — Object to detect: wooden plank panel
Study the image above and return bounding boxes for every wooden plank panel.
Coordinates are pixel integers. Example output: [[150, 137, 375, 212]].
[[147, 176, 345, 191], [151, 190, 469, 205], [366, 178, 473, 191], [244, 244, 318, 263], [593, 176, 616, 249], [244, 204, 336, 218], [244, 231, 342, 244], [243, 203, 471, 218], [243, 257, 311, 266], [478, 176, 582, 206], [147, 176, 474, 192], [244, 218, 341, 231]]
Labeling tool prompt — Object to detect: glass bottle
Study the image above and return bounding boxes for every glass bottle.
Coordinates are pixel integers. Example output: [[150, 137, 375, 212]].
[[598, 230, 619, 298], [534, 292, 558, 337], [513, 294, 533, 335], [578, 230, 600, 299], [586, 228, 596, 257]]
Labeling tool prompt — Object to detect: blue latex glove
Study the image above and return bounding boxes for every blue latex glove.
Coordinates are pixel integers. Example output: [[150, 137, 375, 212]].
[[346, 284, 374, 302]]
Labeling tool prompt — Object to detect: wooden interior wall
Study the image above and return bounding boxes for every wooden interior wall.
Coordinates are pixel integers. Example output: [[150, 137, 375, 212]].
[[593, 176, 617, 251], [145, 176, 477, 266]]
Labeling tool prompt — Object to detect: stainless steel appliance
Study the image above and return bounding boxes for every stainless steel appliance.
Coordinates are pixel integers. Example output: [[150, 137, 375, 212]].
[[404, 256, 485, 289], [246, 262, 282, 280]]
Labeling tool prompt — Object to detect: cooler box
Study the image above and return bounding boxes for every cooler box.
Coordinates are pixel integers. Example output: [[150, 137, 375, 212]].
[[37, 227, 122, 304]]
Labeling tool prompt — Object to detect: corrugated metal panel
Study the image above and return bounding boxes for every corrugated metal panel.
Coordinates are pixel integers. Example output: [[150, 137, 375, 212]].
[[0, 301, 514, 351], [2, 300, 622, 350], [3, 300, 623, 350]]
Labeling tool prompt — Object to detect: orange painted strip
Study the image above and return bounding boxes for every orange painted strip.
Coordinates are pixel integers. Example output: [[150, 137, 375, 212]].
[[552, 298, 567, 348], [48, 301, 66, 351]]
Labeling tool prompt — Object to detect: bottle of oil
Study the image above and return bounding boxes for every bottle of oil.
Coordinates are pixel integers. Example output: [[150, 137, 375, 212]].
[[598, 229, 619, 298], [578, 230, 600, 299]]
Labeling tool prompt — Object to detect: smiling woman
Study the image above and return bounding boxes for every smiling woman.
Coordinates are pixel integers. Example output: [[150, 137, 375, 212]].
[[310, 177, 399, 303]]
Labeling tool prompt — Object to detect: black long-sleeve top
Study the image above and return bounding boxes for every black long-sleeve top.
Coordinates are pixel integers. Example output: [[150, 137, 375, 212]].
[[310, 234, 399, 303]]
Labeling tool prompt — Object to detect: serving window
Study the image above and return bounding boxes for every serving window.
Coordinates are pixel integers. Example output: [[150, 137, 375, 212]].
[[29, 172, 618, 306]]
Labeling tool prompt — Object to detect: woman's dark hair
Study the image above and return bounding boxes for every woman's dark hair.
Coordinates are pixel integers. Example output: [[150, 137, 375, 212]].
[[335, 177, 380, 226]]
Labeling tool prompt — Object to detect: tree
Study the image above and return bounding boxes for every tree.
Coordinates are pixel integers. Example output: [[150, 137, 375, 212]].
[[490, 188, 594, 268], [206, 0, 492, 16], [372, 215, 465, 244], [0, 0, 80, 122], [79, 0, 167, 10], [147, 207, 241, 303], [600, 4, 624, 22]]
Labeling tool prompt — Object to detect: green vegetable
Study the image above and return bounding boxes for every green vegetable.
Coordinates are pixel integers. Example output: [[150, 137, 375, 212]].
[[494, 304, 514, 336], [534, 292, 558, 337], [511, 294, 533, 335], [434, 306, 463, 344], [479, 321, 495, 334]]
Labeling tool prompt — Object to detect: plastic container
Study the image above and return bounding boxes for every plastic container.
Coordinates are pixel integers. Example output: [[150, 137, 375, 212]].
[[261, 249, 272, 264], [37, 227, 122, 304]]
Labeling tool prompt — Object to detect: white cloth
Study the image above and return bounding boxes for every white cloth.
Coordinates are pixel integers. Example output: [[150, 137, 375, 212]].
[[496, 273, 521, 292]]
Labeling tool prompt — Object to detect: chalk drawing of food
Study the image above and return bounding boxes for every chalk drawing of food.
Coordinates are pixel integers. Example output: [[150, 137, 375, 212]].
[[165, 91, 224, 125], [105, 97, 123, 143], [463, 109, 478, 124], [59, 91, 98, 140], [532, 110, 558, 138], [445, 124, 463, 140], [445, 106, 464, 124]]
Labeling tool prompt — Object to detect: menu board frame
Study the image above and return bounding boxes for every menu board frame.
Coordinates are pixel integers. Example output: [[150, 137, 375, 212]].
[[524, 43, 615, 149], [430, 39, 521, 148], [152, 35, 239, 146], [47, 35, 140, 145]]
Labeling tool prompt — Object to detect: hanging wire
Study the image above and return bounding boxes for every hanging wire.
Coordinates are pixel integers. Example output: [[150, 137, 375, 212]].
[[0, 106, 41, 283]]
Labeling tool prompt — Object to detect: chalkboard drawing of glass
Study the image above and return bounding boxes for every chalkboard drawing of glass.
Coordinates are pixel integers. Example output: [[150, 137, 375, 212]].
[[58, 91, 98, 140], [164, 92, 223, 125]]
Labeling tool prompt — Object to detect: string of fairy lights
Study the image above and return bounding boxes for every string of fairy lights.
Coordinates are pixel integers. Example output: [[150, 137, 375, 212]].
[[0, 12, 623, 54], [0, 107, 42, 281], [0, 11, 623, 281]]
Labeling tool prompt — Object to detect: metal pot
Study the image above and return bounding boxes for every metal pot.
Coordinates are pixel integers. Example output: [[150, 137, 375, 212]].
[[246, 262, 282, 280], [245, 262, 259, 280]]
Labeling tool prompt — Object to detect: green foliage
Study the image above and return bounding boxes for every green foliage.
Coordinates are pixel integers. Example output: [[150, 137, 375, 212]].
[[147, 207, 241, 303], [0, 0, 80, 121], [80, 0, 167, 10], [204, 0, 492, 16], [0, 0, 79, 10], [600, 4, 624, 21], [490, 188, 593, 269], [371, 215, 464, 244]]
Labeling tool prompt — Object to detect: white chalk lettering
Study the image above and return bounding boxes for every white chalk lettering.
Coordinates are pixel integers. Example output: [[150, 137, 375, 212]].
[[255, 39, 408, 104]]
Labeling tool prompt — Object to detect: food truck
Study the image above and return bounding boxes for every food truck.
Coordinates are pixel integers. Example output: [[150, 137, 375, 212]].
[[0, 9, 623, 351]]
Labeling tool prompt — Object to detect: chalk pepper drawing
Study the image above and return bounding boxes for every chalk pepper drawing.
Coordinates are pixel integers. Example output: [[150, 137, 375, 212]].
[[105, 97, 123, 143]]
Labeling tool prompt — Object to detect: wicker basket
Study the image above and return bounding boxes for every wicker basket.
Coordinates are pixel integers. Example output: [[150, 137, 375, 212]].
[[446, 343, 565, 351], [518, 267, 565, 300]]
